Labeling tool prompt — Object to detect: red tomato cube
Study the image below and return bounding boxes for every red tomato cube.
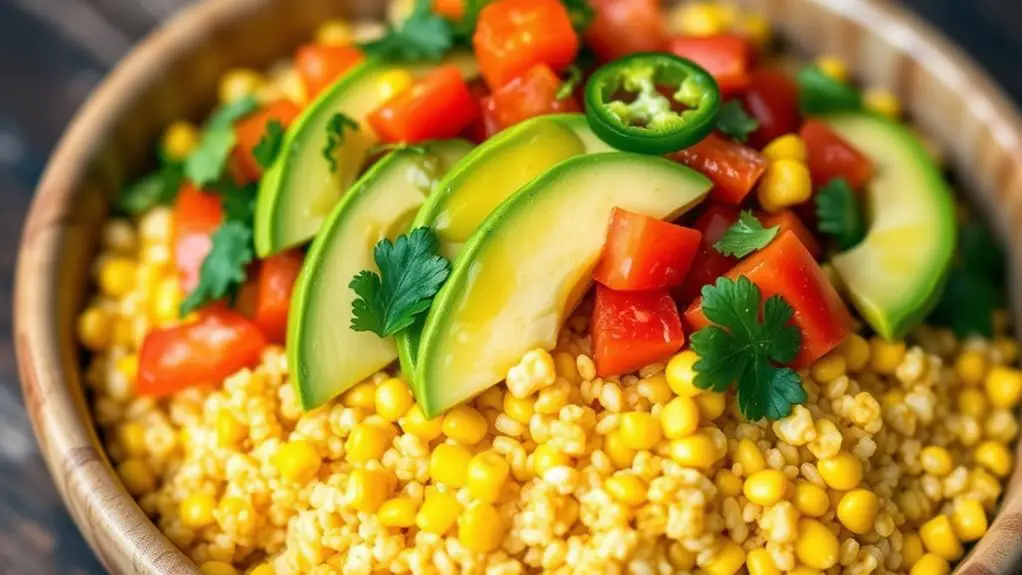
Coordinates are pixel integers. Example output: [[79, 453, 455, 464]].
[[368, 65, 481, 144], [757, 209, 823, 259], [294, 44, 365, 100], [593, 208, 702, 291], [585, 0, 667, 61], [473, 0, 580, 89], [231, 100, 302, 183], [741, 68, 800, 149], [253, 249, 304, 344], [592, 285, 686, 377], [800, 120, 874, 189], [481, 64, 581, 135], [673, 204, 741, 305], [668, 34, 752, 95], [174, 184, 224, 294], [670, 133, 767, 205]]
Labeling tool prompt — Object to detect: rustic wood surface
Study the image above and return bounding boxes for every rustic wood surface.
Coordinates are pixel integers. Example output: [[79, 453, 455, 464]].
[[0, 1, 1020, 573]]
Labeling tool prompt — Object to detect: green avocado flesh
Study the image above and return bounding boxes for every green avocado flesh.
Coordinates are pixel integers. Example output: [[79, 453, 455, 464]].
[[287, 141, 472, 411], [825, 112, 956, 340], [394, 114, 613, 390], [414, 153, 712, 417]]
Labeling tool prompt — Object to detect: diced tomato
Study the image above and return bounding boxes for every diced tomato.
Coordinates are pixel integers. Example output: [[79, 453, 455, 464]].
[[473, 0, 579, 89], [433, 0, 465, 20], [137, 308, 267, 397], [368, 65, 481, 144], [480, 64, 581, 134], [800, 120, 874, 189], [294, 44, 364, 100], [742, 68, 800, 149], [668, 34, 752, 95], [585, 0, 667, 61], [462, 78, 494, 143], [592, 285, 686, 377], [685, 231, 852, 367], [231, 100, 302, 183], [757, 209, 822, 259], [674, 204, 740, 304], [670, 133, 767, 205], [593, 208, 702, 291], [252, 249, 304, 344], [174, 184, 224, 294]]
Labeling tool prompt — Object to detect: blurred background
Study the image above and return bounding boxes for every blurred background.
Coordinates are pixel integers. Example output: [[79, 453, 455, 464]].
[[0, 0, 1020, 573]]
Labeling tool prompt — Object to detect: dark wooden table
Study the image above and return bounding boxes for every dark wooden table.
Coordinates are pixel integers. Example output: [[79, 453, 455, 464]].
[[1, 1, 1020, 573]]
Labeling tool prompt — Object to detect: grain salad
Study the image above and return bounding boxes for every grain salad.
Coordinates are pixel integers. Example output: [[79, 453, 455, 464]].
[[79, 1, 1019, 574]]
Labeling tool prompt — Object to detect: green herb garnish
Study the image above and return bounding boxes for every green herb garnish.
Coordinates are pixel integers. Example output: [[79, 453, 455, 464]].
[[796, 66, 862, 116], [562, 0, 595, 32], [929, 220, 1006, 337], [815, 178, 867, 250], [323, 113, 360, 174], [117, 160, 183, 216], [556, 65, 583, 101], [362, 0, 454, 62], [184, 96, 259, 186], [252, 120, 284, 169], [716, 100, 760, 143], [713, 210, 779, 258]]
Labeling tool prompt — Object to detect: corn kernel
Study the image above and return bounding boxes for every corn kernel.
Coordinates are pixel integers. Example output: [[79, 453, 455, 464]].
[[761, 134, 807, 163], [219, 68, 264, 104], [275, 440, 322, 482], [737, 13, 771, 51], [695, 391, 727, 421], [467, 451, 510, 502], [459, 501, 505, 553], [715, 469, 743, 497], [706, 540, 745, 575], [215, 411, 246, 447], [430, 443, 473, 487], [975, 440, 1013, 477], [671, 2, 733, 37], [151, 276, 182, 325], [503, 393, 534, 425], [835, 489, 879, 534], [902, 532, 925, 568], [316, 19, 353, 45], [666, 350, 701, 397], [78, 307, 114, 351], [841, 334, 870, 372], [951, 499, 988, 542], [375, 378, 413, 422], [818, 452, 862, 490], [920, 515, 963, 560], [669, 434, 720, 468], [348, 468, 392, 513], [119, 421, 147, 457], [795, 518, 839, 570], [533, 443, 570, 476], [603, 430, 636, 469], [744, 469, 788, 506], [200, 562, 237, 575], [117, 459, 155, 496], [179, 492, 216, 529], [346, 423, 391, 463], [400, 404, 443, 441], [668, 542, 696, 570], [249, 564, 274, 575], [620, 411, 662, 451], [810, 353, 846, 384], [605, 472, 647, 506], [746, 547, 779, 575], [757, 159, 813, 213], [815, 55, 849, 83], [910, 554, 949, 575], [789, 569, 823, 575], [920, 445, 954, 476], [953, 349, 986, 386], [869, 339, 905, 375], [554, 351, 580, 384], [733, 439, 767, 475], [376, 69, 415, 103], [986, 366, 1022, 408], [377, 497, 419, 528], [661, 396, 700, 439], [863, 88, 901, 119], [417, 488, 462, 533], [793, 481, 829, 517], [443, 406, 488, 445], [958, 388, 988, 419], [342, 381, 376, 410], [641, 373, 674, 404], [162, 120, 201, 162]]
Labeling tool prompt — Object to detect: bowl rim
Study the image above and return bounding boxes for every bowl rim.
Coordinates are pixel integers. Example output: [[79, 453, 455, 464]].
[[13, 0, 1022, 573]]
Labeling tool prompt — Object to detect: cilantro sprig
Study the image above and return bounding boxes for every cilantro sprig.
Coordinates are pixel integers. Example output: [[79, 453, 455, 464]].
[[561, 0, 595, 32], [323, 113, 359, 174], [350, 227, 452, 337], [713, 211, 779, 258], [184, 96, 259, 186], [117, 158, 183, 216], [556, 65, 583, 101], [928, 220, 1006, 337], [362, 0, 455, 62], [815, 178, 866, 250], [716, 100, 760, 143], [796, 66, 862, 116], [690, 276, 806, 421], [253, 120, 284, 169]]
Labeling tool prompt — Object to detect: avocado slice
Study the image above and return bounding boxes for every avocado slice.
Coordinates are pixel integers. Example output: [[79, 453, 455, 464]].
[[825, 112, 956, 340], [394, 114, 612, 386], [287, 140, 472, 410], [255, 54, 479, 257], [415, 153, 712, 416]]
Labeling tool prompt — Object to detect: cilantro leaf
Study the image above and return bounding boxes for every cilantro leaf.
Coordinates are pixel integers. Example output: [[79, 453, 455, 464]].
[[323, 113, 360, 174], [690, 276, 806, 421], [362, 0, 454, 62], [179, 221, 255, 316], [556, 65, 583, 101], [252, 120, 284, 169], [928, 220, 1006, 337], [217, 181, 257, 224], [350, 227, 452, 337], [713, 211, 779, 258], [561, 0, 595, 32], [117, 160, 183, 216], [815, 178, 867, 250], [796, 66, 862, 115], [716, 100, 760, 143], [184, 96, 259, 186]]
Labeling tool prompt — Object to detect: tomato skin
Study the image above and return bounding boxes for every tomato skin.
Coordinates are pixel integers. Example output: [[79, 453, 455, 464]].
[[742, 68, 800, 149], [174, 184, 224, 294], [137, 308, 267, 397], [667, 34, 752, 95], [473, 0, 579, 89], [685, 231, 852, 368], [674, 204, 740, 305], [433, 0, 465, 20], [670, 133, 767, 205], [231, 100, 302, 183], [757, 209, 822, 259], [462, 78, 495, 143], [592, 285, 686, 377], [294, 44, 364, 100], [368, 65, 481, 144], [585, 0, 667, 61], [253, 249, 304, 344], [593, 208, 702, 291], [480, 64, 581, 134], [800, 120, 874, 189]]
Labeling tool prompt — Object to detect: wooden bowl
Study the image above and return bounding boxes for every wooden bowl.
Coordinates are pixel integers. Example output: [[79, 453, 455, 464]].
[[14, 0, 1022, 573]]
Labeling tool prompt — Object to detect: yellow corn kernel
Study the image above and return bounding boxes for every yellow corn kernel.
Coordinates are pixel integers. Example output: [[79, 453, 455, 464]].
[[669, 434, 720, 468], [951, 499, 988, 542], [869, 339, 905, 375], [863, 88, 901, 119], [955, 349, 988, 387], [554, 351, 581, 384], [920, 515, 963, 561], [275, 440, 322, 482], [162, 120, 200, 161], [348, 468, 392, 513], [619, 411, 662, 451], [442, 406, 488, 445], [179, 492, 217, 529], [467, 451, 510, 502], [666, 350, 701, 397], [249, 564, 274, 575], [346, 423, 392, 463], [78, 307, 114, 351], [920, 445, 954, 476], [215, 411, 246, 447], [756, 159, 812, 213], [737, 13, 771, 51], [430, 443, 473, 487], [377, 497, 419, 528], [901, 532, 925, 568], [150, 276, 182, 325], [375, 378, 413, 422], [668, 542, 697, 570], [417, 487, 462, 534], [661, 396, 700, 439], [958, 388, 988, 419], [342, 381, 377, 410], [605, 472, 648, 506], [910, 554, 949, 575], [733, 439, 767, 475], [815, 55, 849, 83], [603, 430, 636, 469], [840, 333, 870, 373], [695, 391, 727, 421], [118, 421, 147, 457], [641, 374, 674, 404], [114, 354, 139, 386], [671, 2, 733, 37], [746, 548, 779, 575], [810, 353, 846, 384], [975, 440, 1013, 477], [986, 365, 1022, 408], [399, 404, 444, 441], [793, 481, 829, 517], [377, 69, 415, 103], [743, 469, 788, 506], [503, 393, 534, 424], [459, 501, 505, 553], [715, 469, 743, 497], [219, 68, 264, 104], [316, 19, 353, 46], [795, 518, 839, 570], [199, 562, 237, 575], [117, 459, 155, 496], [818, 452, 862, 490], [533, 443, 571, 476], [835, 489, 879, 534], [761, 134, 807, 163], [706, 540, 745, 575], [789, 569, 822, 575]]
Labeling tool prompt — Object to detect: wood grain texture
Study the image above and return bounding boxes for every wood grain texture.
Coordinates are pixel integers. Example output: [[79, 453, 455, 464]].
[[1, 1, 1021, 574]]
